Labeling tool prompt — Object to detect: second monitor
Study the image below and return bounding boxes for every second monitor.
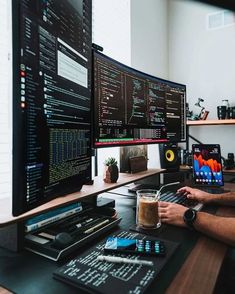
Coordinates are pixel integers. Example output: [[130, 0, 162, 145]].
[[93, 51, 186, 148]]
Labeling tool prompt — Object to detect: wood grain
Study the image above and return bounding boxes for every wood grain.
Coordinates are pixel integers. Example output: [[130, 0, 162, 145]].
[[166, 236, 227, 294], [187, 119, 235, 126]]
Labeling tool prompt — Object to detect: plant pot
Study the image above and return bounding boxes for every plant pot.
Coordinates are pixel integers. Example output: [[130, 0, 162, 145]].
[[103, 165, 119, 183]]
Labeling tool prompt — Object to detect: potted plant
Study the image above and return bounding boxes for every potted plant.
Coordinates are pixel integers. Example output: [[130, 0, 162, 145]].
[[103, 157, 119, 183]]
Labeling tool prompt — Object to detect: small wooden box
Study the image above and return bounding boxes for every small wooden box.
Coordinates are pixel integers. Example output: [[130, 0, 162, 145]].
[[129, 156, 148, 173]]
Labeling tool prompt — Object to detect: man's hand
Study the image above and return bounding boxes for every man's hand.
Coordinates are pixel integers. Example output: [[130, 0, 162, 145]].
[[178, 186, 212, 204], [159, 201, 188, 227]]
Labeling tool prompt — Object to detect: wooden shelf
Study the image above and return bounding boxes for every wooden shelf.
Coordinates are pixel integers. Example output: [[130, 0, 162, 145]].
[[0, 168, 164, 227], [187, 119, 235, 126]]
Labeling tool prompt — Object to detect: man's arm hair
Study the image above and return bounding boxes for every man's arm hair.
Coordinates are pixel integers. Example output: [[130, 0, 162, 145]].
[[194, 212, 235, 246], [207, 192, 235, 206]]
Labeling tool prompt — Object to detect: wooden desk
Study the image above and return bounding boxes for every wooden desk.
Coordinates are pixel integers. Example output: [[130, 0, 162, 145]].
[[166, 183, 235, 294]]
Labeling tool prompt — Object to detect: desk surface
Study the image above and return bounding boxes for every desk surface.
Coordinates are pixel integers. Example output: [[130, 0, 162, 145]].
[[1, 183, 235, 294]]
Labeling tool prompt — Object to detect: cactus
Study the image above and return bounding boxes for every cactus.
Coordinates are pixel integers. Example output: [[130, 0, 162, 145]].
[[104, 157, 117, 166]]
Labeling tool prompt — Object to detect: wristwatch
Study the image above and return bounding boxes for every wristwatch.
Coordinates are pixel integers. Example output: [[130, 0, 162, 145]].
[[183, 208, 197, 229]]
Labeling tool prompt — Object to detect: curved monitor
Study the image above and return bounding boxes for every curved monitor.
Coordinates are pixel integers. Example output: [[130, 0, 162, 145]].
[[12, 0, 92, 216], [93, 51, 186, 147]]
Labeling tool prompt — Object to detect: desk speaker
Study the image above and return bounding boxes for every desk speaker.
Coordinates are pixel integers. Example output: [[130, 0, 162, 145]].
[[159, 143, 180, 171]]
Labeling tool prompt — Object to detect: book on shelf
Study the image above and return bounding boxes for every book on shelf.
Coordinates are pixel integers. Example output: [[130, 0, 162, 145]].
[[25, 202, 82, 233]]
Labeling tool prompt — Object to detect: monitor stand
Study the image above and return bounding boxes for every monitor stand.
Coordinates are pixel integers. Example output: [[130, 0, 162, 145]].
[[0, 195, 116, 254], [0, 222, 24, 252]]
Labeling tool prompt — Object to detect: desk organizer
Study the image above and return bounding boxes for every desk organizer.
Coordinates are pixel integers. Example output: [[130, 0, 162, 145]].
[[24, 208, 121, 261]]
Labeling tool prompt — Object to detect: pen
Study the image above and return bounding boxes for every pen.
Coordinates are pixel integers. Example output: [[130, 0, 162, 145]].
[[76, 218, 94, 228], [84, 219, 110, 234], [97, 255, 154, 267]]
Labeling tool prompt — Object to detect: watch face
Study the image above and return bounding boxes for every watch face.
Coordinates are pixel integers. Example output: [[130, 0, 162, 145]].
[[185, 209, 196, 221], [184, 209, 197, 227]]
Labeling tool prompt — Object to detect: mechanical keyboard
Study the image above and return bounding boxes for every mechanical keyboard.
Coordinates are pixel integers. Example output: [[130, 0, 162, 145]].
[[128, 184, 205, 211], [160, 190, 203, 211]]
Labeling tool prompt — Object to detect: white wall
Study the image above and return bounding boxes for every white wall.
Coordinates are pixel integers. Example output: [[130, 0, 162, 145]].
[[130, 0, 169, 168], [93, 0, 131, 65], [130, 0, 169, 78], [168, 0, 235, 157]]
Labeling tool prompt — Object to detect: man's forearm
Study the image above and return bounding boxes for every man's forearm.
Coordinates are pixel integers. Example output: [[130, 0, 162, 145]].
[[207, 192, 235, 206], [194, 212, 235, 246]]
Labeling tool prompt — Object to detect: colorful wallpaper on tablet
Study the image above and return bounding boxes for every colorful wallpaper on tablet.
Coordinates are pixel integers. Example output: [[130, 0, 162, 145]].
[[192, 144, 223, 186]]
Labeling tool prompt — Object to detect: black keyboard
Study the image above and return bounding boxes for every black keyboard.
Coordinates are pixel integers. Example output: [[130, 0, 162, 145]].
[[160, 191, 203, 211], [128, 185, 203, 211]]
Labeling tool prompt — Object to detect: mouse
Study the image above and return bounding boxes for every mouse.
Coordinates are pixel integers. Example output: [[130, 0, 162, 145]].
[[52, 232, 73, 249]]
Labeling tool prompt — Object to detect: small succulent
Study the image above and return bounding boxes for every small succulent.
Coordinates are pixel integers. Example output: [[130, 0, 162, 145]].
[[104, 157, 118, 166]]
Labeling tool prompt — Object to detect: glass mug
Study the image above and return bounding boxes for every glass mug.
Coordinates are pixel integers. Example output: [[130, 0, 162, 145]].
[[136, 189, 161, 229]]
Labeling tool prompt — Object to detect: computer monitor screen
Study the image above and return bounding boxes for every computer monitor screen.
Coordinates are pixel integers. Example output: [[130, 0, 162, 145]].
[[165, 81, 186, 142], [93, 51, 168, 147], [192, 144, 224, 187], [12, 0, 92, 216]]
